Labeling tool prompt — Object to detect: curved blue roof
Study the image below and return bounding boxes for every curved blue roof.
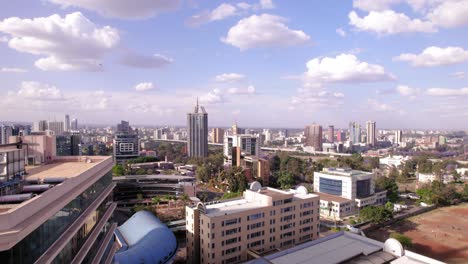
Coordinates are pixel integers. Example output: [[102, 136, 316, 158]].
[[114, 211, 178, 264]]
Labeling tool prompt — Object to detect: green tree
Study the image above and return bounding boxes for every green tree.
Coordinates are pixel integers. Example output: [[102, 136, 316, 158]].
[[152, 197, 161, 205], [385, 201, 394, 212], [452, 170, 461, 182], [226, 166, 246, 193], [270, 155, 281, 172], [135, 168, 147, 175], [277, 172, 295, 189], [375, 176, 399, 203], [136, 193, 143, 201], [390, 233, 412, 248], [196, 164, 210, 182], [112, 164, 125, 176], [388, 167, 400, 180], [359, 205, 393, 224], [462, 184, 468, 201]]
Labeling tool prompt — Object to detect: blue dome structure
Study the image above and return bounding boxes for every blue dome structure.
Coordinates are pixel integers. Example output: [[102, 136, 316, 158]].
[[114, 211, 178, 264]]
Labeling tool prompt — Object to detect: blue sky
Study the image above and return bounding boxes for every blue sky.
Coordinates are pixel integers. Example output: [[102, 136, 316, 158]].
[[0, 0, 467, 129]]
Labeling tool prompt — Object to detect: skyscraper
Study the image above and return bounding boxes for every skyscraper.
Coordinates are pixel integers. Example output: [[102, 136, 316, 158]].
[[33, 120, 48, 132], [212, 128, 224, 144], [113, 120, 139, 164], [395, 130, 403, 146], [328, 125, 334, 143], [187, 99, 208, 157], [366, 120, 376, 146], [305, 124, 323, 151], [65, 114, 70, 132], [349, 122, 361, 143], [48, 121, 64, 135], [71, 118, 78, 130], [0, 125, 13, 145]]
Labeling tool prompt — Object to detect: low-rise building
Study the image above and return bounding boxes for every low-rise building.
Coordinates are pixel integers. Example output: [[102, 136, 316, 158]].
[[314, 168, 386, 219], [186, 183, 320, 264]]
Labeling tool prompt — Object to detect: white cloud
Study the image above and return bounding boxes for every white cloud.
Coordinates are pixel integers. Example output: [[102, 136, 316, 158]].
[[17, 81, 63, 100], [228, 85, 256, 94], [427, 87, 468, 96], [336, 28, 347, 37], [259, 0, 275, 9], [0, 36, 8, 42], [187, 3, 238, 26], [427, 0, 468, 28], [333, 92, 345, 98], [47, 0, 180, 19], [394, 46, 468, 67], [1, 67, 27, 73], [215, 73, 245, 82], [222, 14, 310, 50], [0, 12, 119, 71], [134, 82, 155, 91], [396, 85, 420, 97], [303, 54, 394, 86], [237, 2, 251, 10], [120, 52, 173, 68], [451, 71, 465, 79], [367, 98, 399, 112], [200, 88, 224, 104], [348, 10, 436, 34], [353, 0, 402, 11]]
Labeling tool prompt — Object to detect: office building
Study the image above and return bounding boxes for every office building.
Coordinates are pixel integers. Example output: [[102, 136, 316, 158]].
[[247, 231, 445, 264], [154, 128, 166, 140], [187, 100, 208, 157], [71, 118, 78, 131], [48, 121, 64, 135], [224, 134, 259, 166], [65, 114, 70, 132], [349, 122, 361, 143], [9, 133, 56, 165], [212, 128, 224, 144], [113, 121, 139, 164], [0, 125, 13, 145], [327, 125, 334, 143], [394, 130, 403, 146], [186, 183, 320, 264], [0, 146, 25, 186], [313, 168, 387, 219], [304, 124, 322, 151], [56, 134, 81, 156], [0, 156, 117, 264], [33, 120, 48, 132], [336, 130, 346, 142], [366, 120, 376, 146]]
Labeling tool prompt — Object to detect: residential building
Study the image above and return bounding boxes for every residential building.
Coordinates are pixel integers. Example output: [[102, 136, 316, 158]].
[[349, 122, 361, 143], [304, 124, 322, 151], [395, 130, 403, 146], [186, 183, 320, 264], [0, 125, 13, 145], [224, 134, 260, 166], [113, 121, 139, 164], [187, 100, 208, 157], [327, 125, 334, 143], [0, 156, 117, 264], [48, 121, 64, 135], [212, 128, 224, 144], [65, 114, 70, 132], [32, 120, 48, 132], [247, 231, 445, 264], [313, 168, 386, 219], [366, 120, 376, 146]]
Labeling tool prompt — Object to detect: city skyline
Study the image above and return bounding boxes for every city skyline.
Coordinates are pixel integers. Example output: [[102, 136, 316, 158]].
[[0, 0, 467, 129]]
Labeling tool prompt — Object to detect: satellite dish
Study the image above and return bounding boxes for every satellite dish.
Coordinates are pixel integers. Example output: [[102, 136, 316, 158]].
[[296, 185, 308, 195], [250, 181, 262, 191], [383, 238, 404, 257]]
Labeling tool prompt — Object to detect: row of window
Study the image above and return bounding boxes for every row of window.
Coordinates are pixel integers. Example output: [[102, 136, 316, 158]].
[[247, 212, 264, 221]]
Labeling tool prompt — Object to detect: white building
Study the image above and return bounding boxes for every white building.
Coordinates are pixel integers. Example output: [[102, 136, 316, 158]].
[[417, 173, 438, 183], [379, 155, 409, 168], [47, 121, 64, 135], [313, 168, 386, 219], [224, 134, 260, 165]]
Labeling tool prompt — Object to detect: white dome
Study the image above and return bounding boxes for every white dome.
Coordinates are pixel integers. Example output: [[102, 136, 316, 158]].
[[250, 181, 262, 191]]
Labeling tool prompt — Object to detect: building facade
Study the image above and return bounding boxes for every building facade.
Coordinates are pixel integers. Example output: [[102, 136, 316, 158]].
[[224, 134, 259, 166], [304, 124, 322, 151], [0, 156, 117, 264], [0, 125, 13, 145], [395, 130, 403, 146], [187, 100, 208, 157], [314, 168, 386, 219], [32, 120, 48, 132], [349, 122, 361, 144], [366, 120, 376, 146], [327, 125, 334, 143], [186, 184, 320, 264], [48, 121, 64, 135], [113, 121, 139, 164], [212, 128, 224, 144]]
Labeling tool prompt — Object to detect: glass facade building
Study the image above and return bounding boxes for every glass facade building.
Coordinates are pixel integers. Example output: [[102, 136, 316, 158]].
[[319, 177, 342, 196]]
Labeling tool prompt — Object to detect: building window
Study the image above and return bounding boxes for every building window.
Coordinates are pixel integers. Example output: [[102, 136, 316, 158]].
[[319, 177, 343, 196]]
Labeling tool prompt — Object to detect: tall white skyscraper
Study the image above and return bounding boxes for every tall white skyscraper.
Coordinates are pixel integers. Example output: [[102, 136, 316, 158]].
[[65, 114, 70, 132], [366, 120, 376, 146], [71, 118, 78, 130], [395, 130, 403, 145]]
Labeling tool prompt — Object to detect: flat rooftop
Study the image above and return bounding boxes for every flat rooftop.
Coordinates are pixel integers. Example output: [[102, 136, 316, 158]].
[[204, 198, 264, 217], [319, 168, 372, 177], [316, 192, 351, 203], [112, 174, 195, 181], [26, 161, 96, 181]]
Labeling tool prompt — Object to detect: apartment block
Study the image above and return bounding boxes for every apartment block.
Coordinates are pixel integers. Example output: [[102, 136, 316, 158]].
[[186, 183, 320, 264]]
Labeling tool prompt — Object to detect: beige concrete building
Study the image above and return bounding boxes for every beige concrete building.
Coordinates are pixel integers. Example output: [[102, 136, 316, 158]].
[[186, 183, 320, 264], [0, 156, 117, 264], [212, 128, 224, 144], [9, 134, 56, 165]]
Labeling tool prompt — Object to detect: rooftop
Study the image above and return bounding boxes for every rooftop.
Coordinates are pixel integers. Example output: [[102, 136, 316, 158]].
[[316, 192, 352, 203], [319, 168, 373, 178], [26, 160, 96, 181]]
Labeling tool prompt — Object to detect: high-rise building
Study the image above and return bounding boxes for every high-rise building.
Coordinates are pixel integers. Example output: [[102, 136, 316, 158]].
[[64, 114, 70, 132], [48, 121, 64, 135], [71, 118, 78, 130], [348, 122, 361, 143], [113, 121, 139, 164], [336, 130, 346, 142], [33, 120, 48, 132], [224, 134, 259, 165], [395, 130, 403, 146], [304, 124, 322, 151], [56, 134, 81, 156], [366, 120, 376, 146], [263, 129, 272, 144], [0, 156, 117, 263], [0, 125, 13, 145], [212, 128, 224, 144], [327, 125, 334, 143], [187, 99, 208, 157], [186, 183, 320, 264]]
